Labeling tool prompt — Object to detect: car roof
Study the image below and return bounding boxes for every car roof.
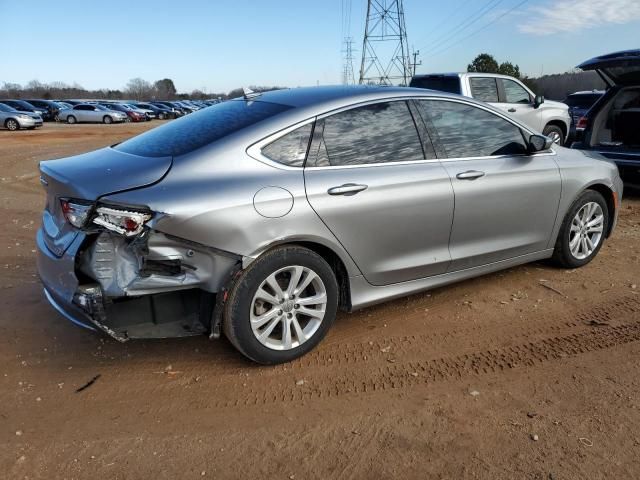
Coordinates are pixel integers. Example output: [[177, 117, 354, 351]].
[[239, 85, 452, 110]]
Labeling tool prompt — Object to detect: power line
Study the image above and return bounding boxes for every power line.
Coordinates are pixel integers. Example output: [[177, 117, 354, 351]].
[[421, 0, 504, 55], [425, 0, 530, 58]]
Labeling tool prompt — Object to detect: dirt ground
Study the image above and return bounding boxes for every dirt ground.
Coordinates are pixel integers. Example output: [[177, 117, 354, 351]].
[[1, 122, 639, 480]]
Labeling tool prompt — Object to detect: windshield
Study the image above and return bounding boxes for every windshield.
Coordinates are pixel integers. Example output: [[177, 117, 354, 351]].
[[0, 103, 18, 112], [114, 99, 292, 157]]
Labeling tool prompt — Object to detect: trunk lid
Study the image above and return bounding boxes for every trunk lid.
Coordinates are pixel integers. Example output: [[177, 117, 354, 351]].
[[577, 49, 640, 87], [39, 147, 172, 256]]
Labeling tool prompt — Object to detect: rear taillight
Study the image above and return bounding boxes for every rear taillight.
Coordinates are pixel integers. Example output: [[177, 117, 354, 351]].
[[60, 199, 92, 228], [576, 116, 587, 129], [92, 206, 152, 237]]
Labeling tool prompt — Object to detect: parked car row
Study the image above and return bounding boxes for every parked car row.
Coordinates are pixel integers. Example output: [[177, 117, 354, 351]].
[[0, 98, 220, 130]]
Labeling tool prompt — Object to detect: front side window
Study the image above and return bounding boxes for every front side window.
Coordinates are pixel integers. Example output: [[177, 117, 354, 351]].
[[415, 100, 528, 158], [310, 101, 424, 167], [261, 123, 313, 167], [469, 77, 499, 102], [502, 79, 531, 104]]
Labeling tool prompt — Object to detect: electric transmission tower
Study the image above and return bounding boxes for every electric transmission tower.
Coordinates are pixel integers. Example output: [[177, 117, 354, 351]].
[[342, 37, 356, 85], [358, 0, 412, 86]]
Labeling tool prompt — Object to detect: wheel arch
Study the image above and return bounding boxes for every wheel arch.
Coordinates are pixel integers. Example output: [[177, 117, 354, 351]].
[[586, 183, 616, 237], [251, 239, 355, 312], [544, 119, 568, 140]]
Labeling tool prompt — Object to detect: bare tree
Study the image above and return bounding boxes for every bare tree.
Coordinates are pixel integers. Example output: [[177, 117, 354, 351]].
[[125, 78, 153, 100]]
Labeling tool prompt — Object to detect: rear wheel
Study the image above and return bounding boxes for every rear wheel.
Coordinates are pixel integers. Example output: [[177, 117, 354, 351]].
[[224, 246, 338, 364], [158, 113, 165, 120], [67, 115, 77, 124], [103, 115, 113, 124], [5, 119, 19, 131], [543, 124, 564, 146], [552, 190, 609, 268]]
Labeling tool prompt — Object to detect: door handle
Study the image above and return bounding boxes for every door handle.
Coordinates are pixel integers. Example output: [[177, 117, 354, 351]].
[[508, 108, 517, 113], [456, 170, 485, 180], [327, 183, 368, 196]]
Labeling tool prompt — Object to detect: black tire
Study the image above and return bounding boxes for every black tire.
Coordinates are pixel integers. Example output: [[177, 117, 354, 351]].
[[543, 124, 564, 146], [103, 115, 113, 124], [158, 113, 165, 120], [67, 115, 77, 125], [5, 118, 19, 131], [224, 245, 338, 364], [552, 190, 609, 269]]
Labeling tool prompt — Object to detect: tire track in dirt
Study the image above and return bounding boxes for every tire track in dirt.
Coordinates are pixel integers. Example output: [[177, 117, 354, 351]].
[[84, 295, 640, 414]]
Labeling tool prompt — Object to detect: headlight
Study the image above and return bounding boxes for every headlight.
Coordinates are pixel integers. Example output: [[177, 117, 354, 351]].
[[19, 114, 31, 119], [93, 206, 152, 236]]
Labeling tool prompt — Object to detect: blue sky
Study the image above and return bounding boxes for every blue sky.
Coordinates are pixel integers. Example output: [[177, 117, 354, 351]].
[[1, 0, 639, 93]]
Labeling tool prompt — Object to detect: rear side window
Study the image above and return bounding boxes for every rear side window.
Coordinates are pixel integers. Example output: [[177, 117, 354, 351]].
[[415, 100, 527, 158], [115, 100, 292, 157], [409, 76, 462, 94], [469, 77, 499, 102], [309, 101, 424, 167], [502, 79, 531, 104], [262, 123, 313, 167]]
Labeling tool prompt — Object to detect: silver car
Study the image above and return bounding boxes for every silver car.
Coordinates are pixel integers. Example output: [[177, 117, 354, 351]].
[[58, 103, 128, 124], [0, 102, 43, 130], [36, 86, 623, 364]]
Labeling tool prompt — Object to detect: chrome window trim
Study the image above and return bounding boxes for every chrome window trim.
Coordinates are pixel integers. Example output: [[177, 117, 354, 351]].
[[246, 117, 316, 171], [246, 94, 555, 171]]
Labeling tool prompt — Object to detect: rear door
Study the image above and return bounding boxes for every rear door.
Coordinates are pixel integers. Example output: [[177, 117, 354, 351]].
[[304, 99, 454, 286], [414, 98, 561, 271], [577, 49, 640, 87]]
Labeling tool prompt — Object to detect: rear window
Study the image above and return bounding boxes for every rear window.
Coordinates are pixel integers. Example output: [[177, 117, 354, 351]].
[[409, 76, 461, 94], [114, 100, 292, 157], [565, 94, 601, 109]]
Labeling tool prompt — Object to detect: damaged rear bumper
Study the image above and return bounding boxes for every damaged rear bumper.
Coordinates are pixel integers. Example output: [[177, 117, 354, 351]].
[[37, 226, 240, 341]]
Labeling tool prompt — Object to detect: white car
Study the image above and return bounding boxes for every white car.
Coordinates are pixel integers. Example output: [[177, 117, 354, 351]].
[[410, 72, 571, 145]]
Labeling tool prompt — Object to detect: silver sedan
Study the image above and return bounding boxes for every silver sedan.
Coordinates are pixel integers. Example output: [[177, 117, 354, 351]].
[[36, 86, 623, 364], [58, 103, 128, 124], [0, 102, 43, 130]]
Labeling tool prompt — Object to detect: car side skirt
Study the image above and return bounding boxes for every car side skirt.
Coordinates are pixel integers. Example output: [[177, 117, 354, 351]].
[[349, 249, 555, 310]]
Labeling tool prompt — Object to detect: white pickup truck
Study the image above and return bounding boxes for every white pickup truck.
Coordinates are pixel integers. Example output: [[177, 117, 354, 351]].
[[410, 72, 571, 145]]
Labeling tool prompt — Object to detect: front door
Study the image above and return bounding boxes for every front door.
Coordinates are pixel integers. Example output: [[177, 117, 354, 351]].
[[304, 100, 454, 286], [414, 98, 561, 271], [493, 78, 543, 132]]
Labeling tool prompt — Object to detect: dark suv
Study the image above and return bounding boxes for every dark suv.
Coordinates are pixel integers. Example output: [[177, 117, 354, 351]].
[[571, 49, 640, 188], [563, 90, 604, 139], [24, 99, 61, 121]]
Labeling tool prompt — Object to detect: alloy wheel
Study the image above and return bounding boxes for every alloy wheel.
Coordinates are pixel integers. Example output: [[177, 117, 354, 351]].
[[250, 265, 327, 351], [6, 119, 18, 131], [569, 202, 604, 260], [548, 131, 562, 144]]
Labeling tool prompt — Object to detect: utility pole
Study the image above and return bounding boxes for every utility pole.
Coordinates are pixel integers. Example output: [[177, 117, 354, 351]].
[[410, 48, 421, 76], [358, 0, 412, 86], [342, 37, 356, 85]]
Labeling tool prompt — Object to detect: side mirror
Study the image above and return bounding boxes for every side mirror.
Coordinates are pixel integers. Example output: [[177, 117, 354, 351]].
[[528, 134, 553, 152], [533, 95, 545, 109]]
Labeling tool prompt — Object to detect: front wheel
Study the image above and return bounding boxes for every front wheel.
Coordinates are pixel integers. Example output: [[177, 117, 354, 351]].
[[5, 119, 19, 131], [224, 246, 338, 364], [552, 190, 609, 268], [543, 124, 564, 146], [103, 115, 113, 124], [67, 115, 77, 124]]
